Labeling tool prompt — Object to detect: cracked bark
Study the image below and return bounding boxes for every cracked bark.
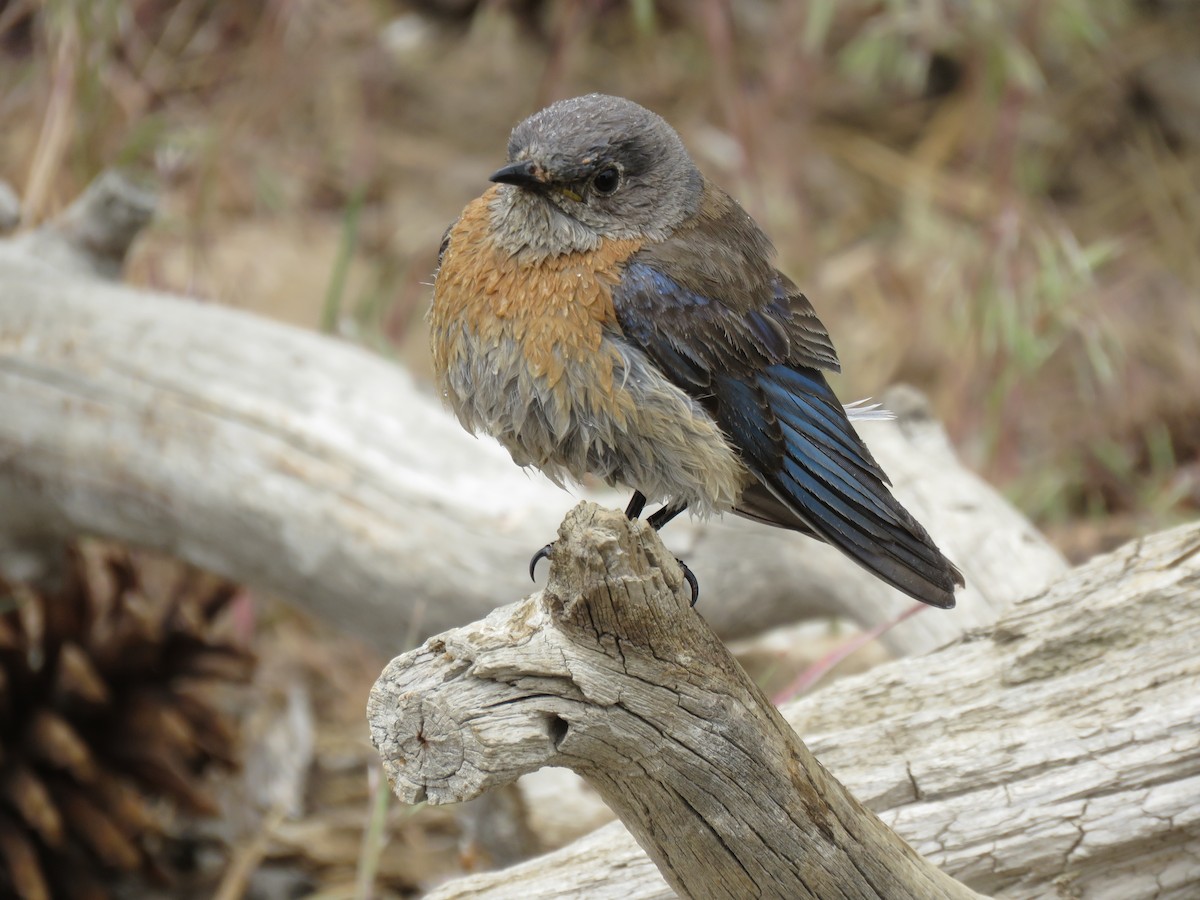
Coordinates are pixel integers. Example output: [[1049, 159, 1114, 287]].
[[410, 519, 1200, 900], [369, 502, 982, 900]]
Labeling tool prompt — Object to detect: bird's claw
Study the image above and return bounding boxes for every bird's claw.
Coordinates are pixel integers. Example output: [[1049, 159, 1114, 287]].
[[678, 558, 699, 606], [529, 543, 554, 582]]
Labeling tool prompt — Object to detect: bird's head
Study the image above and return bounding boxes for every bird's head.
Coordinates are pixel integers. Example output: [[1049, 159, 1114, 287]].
[[486, 94, 703, 258]]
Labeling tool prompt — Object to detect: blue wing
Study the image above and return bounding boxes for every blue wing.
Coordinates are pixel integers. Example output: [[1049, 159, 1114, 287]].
[[612, 195, 962, 608]]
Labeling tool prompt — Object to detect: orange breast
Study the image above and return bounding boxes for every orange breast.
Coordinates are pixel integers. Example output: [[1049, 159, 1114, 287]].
[[430, 187, 642, 390]]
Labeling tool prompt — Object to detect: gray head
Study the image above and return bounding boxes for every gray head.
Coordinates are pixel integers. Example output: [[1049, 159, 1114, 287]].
[[487, 94, 702, 257]]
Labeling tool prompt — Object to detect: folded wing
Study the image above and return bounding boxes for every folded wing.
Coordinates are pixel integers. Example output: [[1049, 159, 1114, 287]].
[[612, 186, 963, 608]]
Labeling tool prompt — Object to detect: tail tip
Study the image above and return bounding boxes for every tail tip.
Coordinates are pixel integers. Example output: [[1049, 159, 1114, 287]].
[[925, 561, 965, 609]]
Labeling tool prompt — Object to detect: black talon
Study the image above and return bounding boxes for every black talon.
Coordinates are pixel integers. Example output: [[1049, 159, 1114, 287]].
[[529, 543, 553, 581], [679, 559, 700, 606]]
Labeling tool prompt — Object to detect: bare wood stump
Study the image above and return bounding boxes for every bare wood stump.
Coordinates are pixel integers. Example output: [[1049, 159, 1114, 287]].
[[419, 520, 1200, 900], [368, 503, 980, 899]]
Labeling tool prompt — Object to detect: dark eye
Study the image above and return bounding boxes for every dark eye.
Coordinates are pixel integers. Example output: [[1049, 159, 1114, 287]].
[[590, 166, 621, 196]]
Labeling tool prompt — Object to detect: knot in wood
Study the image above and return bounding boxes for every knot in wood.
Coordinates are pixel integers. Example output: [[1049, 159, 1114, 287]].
[[369, 693, 465, 805]]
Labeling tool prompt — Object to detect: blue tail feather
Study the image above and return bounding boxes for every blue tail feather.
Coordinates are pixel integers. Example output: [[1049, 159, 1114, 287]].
[[776, 419, 900, 522], [722, 366, 962, 608]]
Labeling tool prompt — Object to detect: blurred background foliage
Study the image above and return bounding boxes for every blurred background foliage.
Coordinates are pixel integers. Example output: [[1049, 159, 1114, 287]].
[[1, 1, 1199, 892], [3, 0, 1198, 558]]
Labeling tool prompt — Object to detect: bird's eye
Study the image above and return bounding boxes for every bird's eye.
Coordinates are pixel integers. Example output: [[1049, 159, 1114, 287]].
[[590, 166, 621, 196]]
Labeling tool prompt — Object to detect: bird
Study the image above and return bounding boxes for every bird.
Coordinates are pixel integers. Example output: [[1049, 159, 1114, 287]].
[[429, 93, 964, 609]]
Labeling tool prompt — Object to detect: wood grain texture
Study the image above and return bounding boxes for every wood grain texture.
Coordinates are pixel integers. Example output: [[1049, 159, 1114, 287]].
[[369, 502, 980, 900], [417, 519, 1200, 900]]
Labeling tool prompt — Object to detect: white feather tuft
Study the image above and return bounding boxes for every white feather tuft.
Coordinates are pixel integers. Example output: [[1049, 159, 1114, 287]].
[[842, 398, 895, 421]]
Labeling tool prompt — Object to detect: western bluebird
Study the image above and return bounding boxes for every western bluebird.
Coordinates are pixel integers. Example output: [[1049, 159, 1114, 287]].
[[430, 93, 963, 609]]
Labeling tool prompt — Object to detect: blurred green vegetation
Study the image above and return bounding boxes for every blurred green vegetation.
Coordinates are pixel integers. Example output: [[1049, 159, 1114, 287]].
[[2, 0, 1198, 562]]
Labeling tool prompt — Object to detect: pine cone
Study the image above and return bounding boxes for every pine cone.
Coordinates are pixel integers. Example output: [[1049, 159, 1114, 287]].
[[0, 542, 255, 899]]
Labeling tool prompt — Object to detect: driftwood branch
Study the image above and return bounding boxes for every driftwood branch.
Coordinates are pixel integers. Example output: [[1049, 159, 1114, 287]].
[[0, 239, 1063, 654], [415, 519, 1200, 900], [5, 169, 156, 278], [368, 502, 980, 899]]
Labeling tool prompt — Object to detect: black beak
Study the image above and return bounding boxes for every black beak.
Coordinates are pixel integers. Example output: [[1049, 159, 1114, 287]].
[[489, 160, 542, 188]]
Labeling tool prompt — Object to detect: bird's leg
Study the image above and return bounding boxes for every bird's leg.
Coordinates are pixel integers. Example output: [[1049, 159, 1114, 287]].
[[647, 501, 686, 530]]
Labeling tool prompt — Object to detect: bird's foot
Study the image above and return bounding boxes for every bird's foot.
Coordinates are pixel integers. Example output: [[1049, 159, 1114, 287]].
[[531, 541, 698, 605], [529, 543, 553, 582], [530, 496, 697, 604]]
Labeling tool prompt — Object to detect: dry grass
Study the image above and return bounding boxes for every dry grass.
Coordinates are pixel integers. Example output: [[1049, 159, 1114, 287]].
[[2, 0, 1199, 894]]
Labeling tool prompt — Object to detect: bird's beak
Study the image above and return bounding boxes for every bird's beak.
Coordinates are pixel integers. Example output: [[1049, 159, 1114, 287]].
[[489, 160, 543, 188]]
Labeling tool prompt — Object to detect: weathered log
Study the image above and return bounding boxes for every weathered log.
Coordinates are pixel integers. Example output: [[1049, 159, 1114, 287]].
[[0, 169, 156, 593], [0, 241, 1063, 654], [5, 169, 156, 278], [413, 518, 1200, 900], [369, 502, 981, 899]]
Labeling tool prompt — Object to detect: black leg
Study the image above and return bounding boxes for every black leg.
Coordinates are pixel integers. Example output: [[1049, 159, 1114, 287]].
[[624, 490, 647, 519], [647, 501, 687, 531]]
